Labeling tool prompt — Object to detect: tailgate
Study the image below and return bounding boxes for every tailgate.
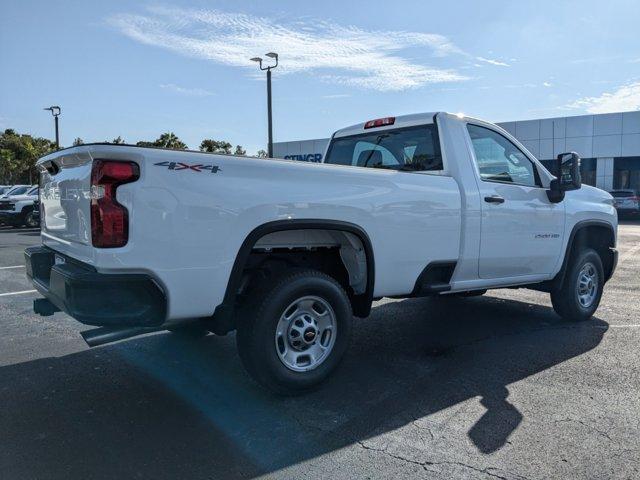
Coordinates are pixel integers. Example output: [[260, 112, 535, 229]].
[[39, 150, 95, 263]]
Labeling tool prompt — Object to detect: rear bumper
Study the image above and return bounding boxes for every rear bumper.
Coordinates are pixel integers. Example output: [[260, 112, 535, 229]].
[[24, 246, 166, 327]]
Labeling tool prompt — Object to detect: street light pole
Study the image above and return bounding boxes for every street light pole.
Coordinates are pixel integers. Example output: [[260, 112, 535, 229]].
[[267, 67, 273, 158], [43, 106, 61, 149], [251, 53, 278, 158]]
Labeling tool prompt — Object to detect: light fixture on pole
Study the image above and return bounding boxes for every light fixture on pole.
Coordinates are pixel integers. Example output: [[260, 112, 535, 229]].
[[251, 52, 278, 158], [43, 106, 61, 149]]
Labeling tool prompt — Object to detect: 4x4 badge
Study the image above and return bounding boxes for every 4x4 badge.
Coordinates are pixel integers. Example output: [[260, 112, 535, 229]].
[[154, 161, 221, 173]]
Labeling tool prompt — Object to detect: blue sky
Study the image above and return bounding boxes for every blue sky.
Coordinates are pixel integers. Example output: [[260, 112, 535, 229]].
[[1, 0, 639, 153]]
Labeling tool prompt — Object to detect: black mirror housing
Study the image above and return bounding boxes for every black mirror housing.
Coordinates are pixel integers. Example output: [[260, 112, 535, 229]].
[[557, 152, 581, 191], [546, 152, 581, 203]]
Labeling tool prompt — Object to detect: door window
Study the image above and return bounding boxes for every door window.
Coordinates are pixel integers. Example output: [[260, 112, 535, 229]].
[[467, 124, 540, 187]]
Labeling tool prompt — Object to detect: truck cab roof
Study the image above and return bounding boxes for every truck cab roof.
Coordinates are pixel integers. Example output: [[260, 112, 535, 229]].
[[332, 112, 440, 139]]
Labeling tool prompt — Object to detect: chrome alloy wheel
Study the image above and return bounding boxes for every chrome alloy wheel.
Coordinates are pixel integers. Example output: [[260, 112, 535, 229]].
[[275, 295, 337, 372], [576, 262, 599, 308]]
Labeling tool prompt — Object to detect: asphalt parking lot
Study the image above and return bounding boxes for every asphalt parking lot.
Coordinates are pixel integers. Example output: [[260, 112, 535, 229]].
[[1, 224, 639, 480]]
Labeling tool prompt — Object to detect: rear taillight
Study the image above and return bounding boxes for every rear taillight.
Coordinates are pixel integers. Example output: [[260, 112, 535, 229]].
[[90, 160, 139, 248]]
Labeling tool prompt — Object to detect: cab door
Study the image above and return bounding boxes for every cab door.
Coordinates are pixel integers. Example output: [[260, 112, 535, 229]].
[[466, 124, 565, 279]]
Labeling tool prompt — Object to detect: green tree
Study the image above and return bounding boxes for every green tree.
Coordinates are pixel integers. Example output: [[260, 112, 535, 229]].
[[256, 149, 268, 158], [136, 132, 187, 150], [154, 132, 187, 150], [110, 136, 125, 144], [0, 129, 55, 183], [199, 139, 232, 154], [233, 145, 246, 156], [73, 137, 84, 146]]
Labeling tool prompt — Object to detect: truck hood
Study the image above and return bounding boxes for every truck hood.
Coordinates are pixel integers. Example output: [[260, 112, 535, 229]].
[[571, 184, 614, 203]]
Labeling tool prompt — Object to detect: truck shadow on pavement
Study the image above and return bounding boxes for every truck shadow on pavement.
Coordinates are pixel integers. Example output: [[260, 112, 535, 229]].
[[1, 294, 607, 479]]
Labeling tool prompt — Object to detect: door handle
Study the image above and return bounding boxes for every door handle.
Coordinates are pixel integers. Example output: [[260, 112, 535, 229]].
[[484, 195, 505, 204]]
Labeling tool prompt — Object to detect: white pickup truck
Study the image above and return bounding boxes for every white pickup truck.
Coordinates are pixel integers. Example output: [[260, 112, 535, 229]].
[[26, 112, 617, 394]]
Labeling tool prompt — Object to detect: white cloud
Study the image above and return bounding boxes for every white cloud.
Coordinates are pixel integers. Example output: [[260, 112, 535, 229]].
[[159, 83, 214, 96], [322, 94, 351, 99], [543, 81, 552, 87], [475, 56, 510, 67], [566, 82, 640, 113], [108, 6, 469, 92]]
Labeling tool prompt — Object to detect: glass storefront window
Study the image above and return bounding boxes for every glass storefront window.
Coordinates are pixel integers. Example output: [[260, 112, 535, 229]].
[[614, 157, 640, 191]]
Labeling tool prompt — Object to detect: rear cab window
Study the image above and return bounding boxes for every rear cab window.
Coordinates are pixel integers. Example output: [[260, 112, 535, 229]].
[[324, 125, 443, 172]]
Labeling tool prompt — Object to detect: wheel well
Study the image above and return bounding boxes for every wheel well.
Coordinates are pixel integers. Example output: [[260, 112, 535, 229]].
[[209, 221, 375, 335], [556, 223, 616, 288], [19, 203, 34, 215], [239, 229, 369, 313], [572, 225, 616, 279]]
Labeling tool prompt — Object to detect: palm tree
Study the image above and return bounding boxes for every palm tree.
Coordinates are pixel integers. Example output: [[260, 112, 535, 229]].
[[155, 132, 187, 150]]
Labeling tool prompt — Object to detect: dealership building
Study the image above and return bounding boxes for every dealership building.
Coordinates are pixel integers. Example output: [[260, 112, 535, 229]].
[[274, 110, 640, 192]]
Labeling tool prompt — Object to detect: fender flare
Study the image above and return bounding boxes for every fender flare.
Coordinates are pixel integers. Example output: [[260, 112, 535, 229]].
[[210, 219, 375, 334], [553, 219, 616, 288]]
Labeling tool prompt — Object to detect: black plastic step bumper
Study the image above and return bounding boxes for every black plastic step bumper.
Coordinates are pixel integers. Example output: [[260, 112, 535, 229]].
[[24, 246, 166, 327]]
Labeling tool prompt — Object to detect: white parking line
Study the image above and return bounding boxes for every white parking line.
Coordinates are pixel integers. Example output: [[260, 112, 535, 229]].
[[594, 324, 640, 328], [0, 265, 24, 270], [0, 289, 36, 297]]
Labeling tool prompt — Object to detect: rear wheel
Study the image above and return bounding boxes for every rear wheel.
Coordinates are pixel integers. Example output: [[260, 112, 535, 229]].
[[236, 269, 352, 395], [551, 248, 604, 321]]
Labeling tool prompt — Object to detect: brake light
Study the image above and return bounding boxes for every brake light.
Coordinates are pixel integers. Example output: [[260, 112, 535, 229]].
[[364, 117, 395, 129], [90, 160, 139, 248]]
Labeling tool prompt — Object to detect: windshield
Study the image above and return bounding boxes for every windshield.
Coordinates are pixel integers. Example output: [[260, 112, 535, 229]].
[[324, 125, 443, 172], [4, 186, 29, 196]]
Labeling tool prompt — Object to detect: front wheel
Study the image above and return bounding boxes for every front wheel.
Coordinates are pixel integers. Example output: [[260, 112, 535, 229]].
[[24, 211, 39, 228], [551, 248, 604, 321], [236, 269, 353, 395]]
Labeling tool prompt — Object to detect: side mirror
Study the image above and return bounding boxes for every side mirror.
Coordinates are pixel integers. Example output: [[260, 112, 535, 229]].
[[546, 151, 581, 203], [558, 152, 581, 191]]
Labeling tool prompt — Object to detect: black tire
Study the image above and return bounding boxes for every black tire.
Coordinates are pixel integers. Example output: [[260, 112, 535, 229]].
[[551, 248, 604, 322], [236, 269, 353, 395], [24, 211, 39, 228]]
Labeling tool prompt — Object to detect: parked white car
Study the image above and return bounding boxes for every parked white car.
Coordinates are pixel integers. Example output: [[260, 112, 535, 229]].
[[26, 112, 617, 393], [0, 185, 39, 227]]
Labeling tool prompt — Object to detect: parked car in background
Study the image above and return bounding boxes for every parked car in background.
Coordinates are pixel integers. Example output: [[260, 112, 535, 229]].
[[0, 184, 31, 198], [609, 189, 640, 218], [0, 186, 14, 195], [0, 185, 40, 228]]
